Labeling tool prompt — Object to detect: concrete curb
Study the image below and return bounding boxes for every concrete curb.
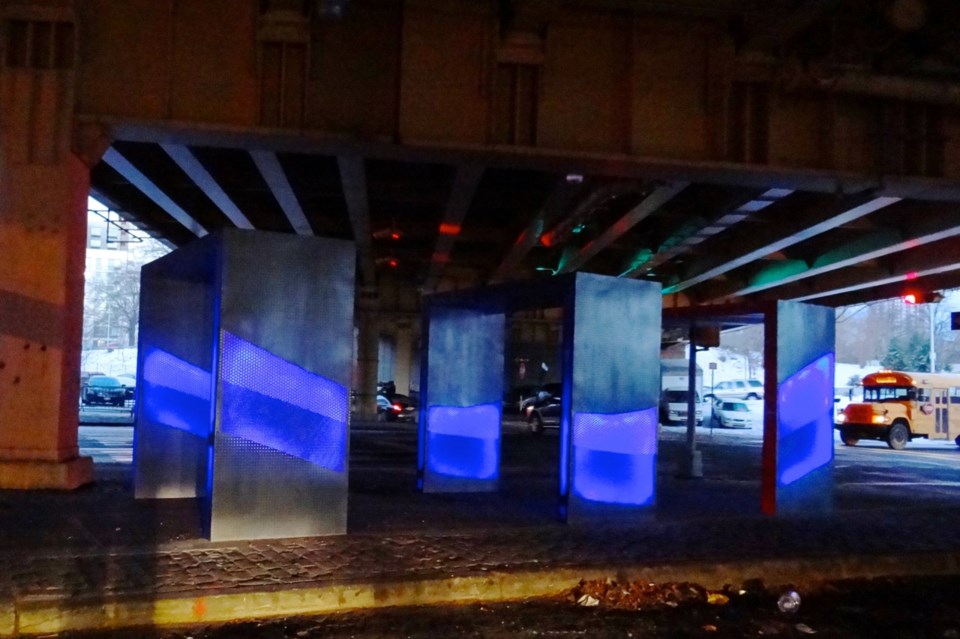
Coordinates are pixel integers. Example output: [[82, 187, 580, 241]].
[[6, 552, 960, 637]]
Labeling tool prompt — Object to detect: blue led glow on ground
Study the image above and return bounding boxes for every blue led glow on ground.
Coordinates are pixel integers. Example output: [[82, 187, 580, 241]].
[[141, 347, 212, 438], [778, 353, 834, 486], [571, 407, 657, 505], [426, 404, 500, 480], [219, 332, 348, 472]]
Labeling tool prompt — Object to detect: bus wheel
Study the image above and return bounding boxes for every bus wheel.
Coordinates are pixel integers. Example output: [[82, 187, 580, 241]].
[[840, 430, 859, 446], [887, 422, 909, 450]]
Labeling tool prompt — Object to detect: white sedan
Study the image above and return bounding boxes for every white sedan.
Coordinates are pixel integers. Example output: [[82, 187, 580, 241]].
[[712, 400, 753, 429]]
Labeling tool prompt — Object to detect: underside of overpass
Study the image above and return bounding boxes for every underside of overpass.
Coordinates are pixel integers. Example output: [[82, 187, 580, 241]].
[[4, 0, 960, 488]]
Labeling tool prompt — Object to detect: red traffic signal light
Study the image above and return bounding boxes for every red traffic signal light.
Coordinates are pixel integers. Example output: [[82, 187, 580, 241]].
[[902, 291, 944, 304]]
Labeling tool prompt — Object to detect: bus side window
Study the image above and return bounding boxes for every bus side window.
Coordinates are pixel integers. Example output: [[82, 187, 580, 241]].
[[952, 388, 960, 404], [917, 388, 928, 402]]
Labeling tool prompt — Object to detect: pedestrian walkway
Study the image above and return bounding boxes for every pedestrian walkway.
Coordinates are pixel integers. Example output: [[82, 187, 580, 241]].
[[3, 426, 960, 637]]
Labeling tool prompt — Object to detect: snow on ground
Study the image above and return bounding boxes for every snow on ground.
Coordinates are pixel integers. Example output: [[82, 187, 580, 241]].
[[686, 345, 883, 393], [80, 348, 138, 377]]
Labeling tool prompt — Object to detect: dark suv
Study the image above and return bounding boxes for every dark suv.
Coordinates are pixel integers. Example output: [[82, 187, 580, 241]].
[[81, 375, 126, 406]]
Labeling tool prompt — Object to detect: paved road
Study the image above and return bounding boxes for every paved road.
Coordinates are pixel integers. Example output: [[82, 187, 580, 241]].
[[79, 401, 135, 426], [80, 416, 960, 512], [79, 425, 134, 464]]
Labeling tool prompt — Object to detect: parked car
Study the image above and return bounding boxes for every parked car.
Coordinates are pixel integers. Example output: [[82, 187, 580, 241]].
[[712, 399, 753, 428], [659, 388, 703, 425], [115, 373, 137, 400], [706, 379, 764, 401], [81, 375, 126, 406], [519, 383, 562, 415], [504, 384, 537, 415], [525, 389, 562, 434], [79, 371, 105, 387], [378, 393, 418, 423]]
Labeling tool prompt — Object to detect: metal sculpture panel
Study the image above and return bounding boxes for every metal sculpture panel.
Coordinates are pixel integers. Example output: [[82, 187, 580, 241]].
[[418, 273, 661, 520], [420, 308, 505, 493], [134, 242, 216, 500], [136, 230, 355, 541], [565, 274, 662, 522], [770, 300, 835, 513]]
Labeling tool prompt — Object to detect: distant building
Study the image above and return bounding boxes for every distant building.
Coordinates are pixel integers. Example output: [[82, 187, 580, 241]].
[[83, 199, 169, 349]]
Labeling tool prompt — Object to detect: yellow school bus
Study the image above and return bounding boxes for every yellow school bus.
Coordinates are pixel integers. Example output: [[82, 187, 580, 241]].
[[836, 371, 960, 450]]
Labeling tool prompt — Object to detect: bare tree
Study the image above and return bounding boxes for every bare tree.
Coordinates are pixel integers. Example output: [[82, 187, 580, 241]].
[[83, 239, 169, 348]]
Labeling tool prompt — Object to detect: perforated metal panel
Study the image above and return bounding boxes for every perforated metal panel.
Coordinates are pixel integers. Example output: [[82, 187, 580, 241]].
[[571, 407, 658, 506], [421, 309, 504, 493], [771, 301, 835, 513], [134, 246, 216, 500], [135, 230, 355, 541], [425, 403, 500, 483], [565, 274, 661, 522], [219, 331, 348, 471]]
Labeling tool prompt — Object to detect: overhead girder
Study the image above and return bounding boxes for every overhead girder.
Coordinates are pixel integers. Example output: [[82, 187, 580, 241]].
[[160, 144, 255, 231], [249, 151, 313, 236], [68, 0, 960, 310], [769, 235, 960, 305], [490, 177, 584, 283], [422, 164, 485, 292], [337, 155, 376, 287], [101, 147, 208, 238], [96, 117, 960, 200], [556, 181, 688, 274], [805, 268, 960, 308], [620, 187, 783, 279], [707, 202, 960, 301], [664, 191, 900, 296]]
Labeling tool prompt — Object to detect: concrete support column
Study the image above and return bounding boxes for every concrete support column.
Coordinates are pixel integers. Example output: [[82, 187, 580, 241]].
[[0, 64, 96, 487], [355, 287, 381, 419], [394, 321, 414, 396]]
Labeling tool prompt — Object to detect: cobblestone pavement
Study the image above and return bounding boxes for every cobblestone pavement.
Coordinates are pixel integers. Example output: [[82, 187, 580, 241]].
[[5, 424, 960, 638], [4, 460, 960, 608]]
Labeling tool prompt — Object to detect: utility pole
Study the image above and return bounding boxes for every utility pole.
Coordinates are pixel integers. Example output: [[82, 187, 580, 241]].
[[930, 301, 937, 372], [682, 323, 703, 479]]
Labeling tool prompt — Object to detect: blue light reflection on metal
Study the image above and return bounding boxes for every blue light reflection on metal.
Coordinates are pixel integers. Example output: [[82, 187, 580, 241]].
[[219, 332, 348, 472], [141, 347, 212, 438], [777, 353, 835, 486], [426, 404, 500, 480], [571, 407, 657, 505]]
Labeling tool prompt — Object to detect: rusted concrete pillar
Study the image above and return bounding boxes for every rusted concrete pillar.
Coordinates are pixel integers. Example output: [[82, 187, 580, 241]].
[[393, 320, 414, 396], [355, 287, 381, 419], [0, 8, 96, 488]]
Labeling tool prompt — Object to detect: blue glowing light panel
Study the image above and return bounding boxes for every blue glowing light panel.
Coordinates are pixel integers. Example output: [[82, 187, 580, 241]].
[[219, 331, 348, 472], [421, 308, 504, 493], [426, 404, 500, 481], [134, 259, 216, 501], [566, 274, 661, 521], [770, 300, 835, 514], [141, 347, 212, 439], [777, 353, 834, 486], [571, 408, 658, 505]]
